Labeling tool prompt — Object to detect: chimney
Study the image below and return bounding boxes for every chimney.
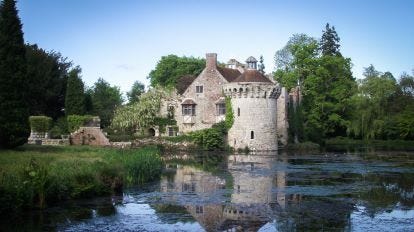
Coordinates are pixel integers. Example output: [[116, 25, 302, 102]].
[[206, 53, 217, 69]]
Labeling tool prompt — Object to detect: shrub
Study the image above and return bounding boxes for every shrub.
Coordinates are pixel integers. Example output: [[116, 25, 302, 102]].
[[190, 122, 227, 150], [29, 116, 52, 133], [67, 115, 94, 132]]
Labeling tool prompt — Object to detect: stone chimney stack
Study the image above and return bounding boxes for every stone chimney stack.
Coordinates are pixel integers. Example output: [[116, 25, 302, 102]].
[[206, 53, 217, 69]]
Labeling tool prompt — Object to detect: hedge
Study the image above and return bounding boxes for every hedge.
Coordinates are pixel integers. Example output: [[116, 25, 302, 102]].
[[67, 115, 94, 133], [29, 116, 52, 133]]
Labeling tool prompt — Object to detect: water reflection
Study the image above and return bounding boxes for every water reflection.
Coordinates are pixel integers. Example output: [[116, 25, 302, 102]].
[[3, 149, 414, 231]]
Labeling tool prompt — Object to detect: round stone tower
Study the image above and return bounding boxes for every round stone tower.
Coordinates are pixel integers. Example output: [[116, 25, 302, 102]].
[[223, 57, 281, 151]]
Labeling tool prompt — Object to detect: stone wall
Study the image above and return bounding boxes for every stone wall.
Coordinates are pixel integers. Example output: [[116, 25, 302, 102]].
[[224, 82, 281, 151], [277, 87, 289, 146], [70, 127, 110, 146], [160, 53, 229, 135]]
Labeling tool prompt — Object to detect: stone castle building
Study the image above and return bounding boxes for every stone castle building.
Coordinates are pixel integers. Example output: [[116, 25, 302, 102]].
[[157, 53, 291, 151]]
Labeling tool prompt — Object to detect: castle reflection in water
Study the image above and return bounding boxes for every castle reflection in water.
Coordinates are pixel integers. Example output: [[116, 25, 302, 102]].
[[158, 152, 341, 231]]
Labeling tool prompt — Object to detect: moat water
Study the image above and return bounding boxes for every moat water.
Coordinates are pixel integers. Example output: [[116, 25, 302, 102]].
[[3, 146, 414, 231]]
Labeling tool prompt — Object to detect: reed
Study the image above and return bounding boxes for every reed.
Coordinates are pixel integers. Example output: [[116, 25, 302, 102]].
[[0, 145, 163, 215]]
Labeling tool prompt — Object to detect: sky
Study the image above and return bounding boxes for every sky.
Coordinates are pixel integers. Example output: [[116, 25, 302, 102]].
[[17, 0, 414, 95]]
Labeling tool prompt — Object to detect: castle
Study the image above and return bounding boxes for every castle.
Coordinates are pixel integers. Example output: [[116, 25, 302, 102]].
[[156, 53, 291, 151]]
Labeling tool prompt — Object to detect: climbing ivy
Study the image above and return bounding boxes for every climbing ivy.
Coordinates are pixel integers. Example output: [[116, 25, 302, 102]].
[[224, 96, 234, 130]]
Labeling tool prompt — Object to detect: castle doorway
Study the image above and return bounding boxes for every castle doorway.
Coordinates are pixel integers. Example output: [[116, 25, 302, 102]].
[[148, 128, 156, 137]]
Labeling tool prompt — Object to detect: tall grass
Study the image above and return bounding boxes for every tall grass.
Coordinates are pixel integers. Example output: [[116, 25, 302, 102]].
[[0, 145, 162, 215]]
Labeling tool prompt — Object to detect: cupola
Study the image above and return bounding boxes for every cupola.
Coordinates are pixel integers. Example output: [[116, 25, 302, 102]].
[[246, 56, 257, 70]]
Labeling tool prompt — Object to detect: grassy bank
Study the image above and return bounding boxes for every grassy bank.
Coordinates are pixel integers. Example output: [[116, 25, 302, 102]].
[[0, 145, 162, 214]]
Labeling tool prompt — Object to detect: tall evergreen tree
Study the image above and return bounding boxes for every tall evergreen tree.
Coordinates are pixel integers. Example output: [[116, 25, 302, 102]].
[[320, 23, 341, 56], [0, 0, 30, 148], [258, 55, 265, 73], [65, 67, 85, 115]]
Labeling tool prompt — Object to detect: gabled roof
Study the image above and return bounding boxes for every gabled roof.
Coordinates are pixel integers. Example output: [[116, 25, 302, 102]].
[[181, 99, 197, 105], [176, 74, 196, 95], [217, 66, 242, 82], [232, 69, 272, 83], [246, 56, 257, 63]]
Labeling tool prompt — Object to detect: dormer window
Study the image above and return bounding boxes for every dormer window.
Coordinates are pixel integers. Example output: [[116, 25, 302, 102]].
[[196, 85, 203, 93]]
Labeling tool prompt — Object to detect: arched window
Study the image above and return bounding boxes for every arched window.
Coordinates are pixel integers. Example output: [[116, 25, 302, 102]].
[[237, 107, 240, 116], [251, 131, 254, 139]]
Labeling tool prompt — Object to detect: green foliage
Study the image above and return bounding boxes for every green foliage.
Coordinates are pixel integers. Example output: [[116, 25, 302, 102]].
[[65, 67, 85, 115], [127, 80, 145, 104], [90, 78, 123, 128], [0, 0, 30, 148], [288, 102, 305, 143], [348, 65, 398, 140], [155, 117, 177, 134], [274, 26, 355, 144], [320, 23, 341, 56], [258, 55, 265, 73], [0, 145, 162, 214], [190, 122, 227, 150], [29, 116, 52, 133], [49, 117, 69, 138], [25, 44, 71, 119], [112, 87, 167, 130], [67, 115, 93, 133], [224, 97, 234, 130], [148, 55, 205, 87]]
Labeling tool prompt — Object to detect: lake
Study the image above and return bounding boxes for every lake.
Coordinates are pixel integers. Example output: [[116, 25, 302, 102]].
[[3, 146, 414, 231]]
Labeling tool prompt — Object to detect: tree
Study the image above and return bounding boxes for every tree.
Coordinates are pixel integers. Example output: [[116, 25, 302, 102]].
[[258, 55, 265, 73], [127, 80, 145, 104], [112, 87, 167, 130], [90, 78, 123, 128], [65, 67, 85, 115], [320, 23, 341, 56], [148, 55, 205, 88], [0, 0, 30, 148], [274, 26, 356, 143], [26, 44, 72, 119], [348, 65, 397, 139], [274, 34, 318, 91]]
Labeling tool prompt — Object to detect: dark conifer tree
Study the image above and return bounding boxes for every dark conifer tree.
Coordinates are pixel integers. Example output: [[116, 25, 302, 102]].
[[258, 55, 265, 73], [65, 67, 85, 115], [0, 0, 30, 148], [320, 23, 341, 56]]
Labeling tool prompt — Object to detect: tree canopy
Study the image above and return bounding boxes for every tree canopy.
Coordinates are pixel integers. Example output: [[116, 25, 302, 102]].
[[90, 78, 123, 128], [112, 87, 167, 131], [147, 55, 205, 88], [320, 23, 341, 56], [127, 80, 145, 104], [26, 44, 72, 119], [0, 0, 30, 148], [274, 24, 356, 143]]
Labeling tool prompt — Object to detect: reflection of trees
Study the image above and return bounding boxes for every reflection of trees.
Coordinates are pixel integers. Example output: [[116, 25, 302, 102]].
[[361, 172, 414, 216], [2, 196, 119, 231]]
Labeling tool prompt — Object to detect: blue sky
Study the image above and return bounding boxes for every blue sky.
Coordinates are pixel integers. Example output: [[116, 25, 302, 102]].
[[18, 0, 414, 94]]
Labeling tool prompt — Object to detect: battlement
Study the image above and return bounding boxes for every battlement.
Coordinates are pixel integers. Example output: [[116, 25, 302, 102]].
[[223, 82, 281, 99]]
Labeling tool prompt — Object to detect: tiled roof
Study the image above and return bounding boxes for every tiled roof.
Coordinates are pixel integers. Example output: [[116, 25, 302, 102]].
[[232, 69, 272, 83], [217, 66, 242, 82], [181, 99, 197, 105], [176, 74, 196, 95]]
